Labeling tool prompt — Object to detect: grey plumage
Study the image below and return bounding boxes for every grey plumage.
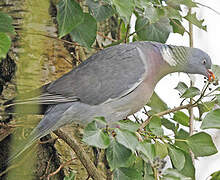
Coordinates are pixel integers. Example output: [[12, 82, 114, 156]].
[[6, 41, 214, 162]]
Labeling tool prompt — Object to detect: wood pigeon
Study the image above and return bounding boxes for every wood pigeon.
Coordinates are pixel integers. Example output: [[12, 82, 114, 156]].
[[4, 41, 215, 161]]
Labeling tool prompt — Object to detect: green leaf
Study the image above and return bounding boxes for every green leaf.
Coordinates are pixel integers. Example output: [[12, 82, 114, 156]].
[[175, 82, 188, 95], [170, 19, 186, 35], [184, 12, 207, 31], [57, 0, 84, 38], [181, 87, 200, 98], [163, 168, 191, 180], [168, 145, 185, 171], [70, 13, 97, 48], [93, 116, 107, 125], [198, 101, 216, 120], [173, 111, 189, 127], [0, 12, 15, 34], [166, 0, 181, 10], [116, 120, 140, 132], [113, 167, 142, 180], [217, 94, 220, 105], [135, 16, 172, 43], [179, 152, 195, 179], [186, 132, 218, 157], [136, 141, 155, 162], [155, 141, 168, 159], [201, 109, 220, 129], [164, 6, 182, 21], [112, 0, 134, 24], [147, 92, 168, 114], [64, 172, 76, 180], [210, 170, 220, 180], [0, 33, 11, 59], [174, 129, 189, 153], [142, 4, 161, 24], [166, 0, 197, 8], [212, 64, 220, 81], [106, 138, 133, 170], [115, 129, 139, 153], [161, 118, 176, 131], [149, 116, 163, 136], [83, 121, 110, 149], [86, 0, 114, 21]]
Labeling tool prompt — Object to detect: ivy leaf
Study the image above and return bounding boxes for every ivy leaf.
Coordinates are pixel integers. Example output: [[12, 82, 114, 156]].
[[112, 0, 134, 24], [175, 82, 188, 95], [142, 4, 161, 24], [198, 101, 216, 120], [147, 92, 168, 114], [86, 0, 115, 21], [106, 138, 133, 170], [135, 17, 172, 43], [113, 167, 142, 180], [63, 172, 76, 180], [70, 13, 97, 48], [116, 120, 139, 132], [179, 152, 195, 179], [181, 87, 200, 98], [170, 19, 186, 35], [174, 129, 190, 153], [164, 6, 182, 21], [161, 118, 176, 131], [166, 0, 197, 9], [201, 109, 220, 129], [136, 141, 155, 162], [0, 12, 15, 34], [155, 141, 168, 159], [173, 111, 189, 127], [163, 168, 191, 180], [217, 94, 220, 105], [186, 132, 218, 157], [212, 64, 220, 81], [82, 121, 110, 149], [57, 0, 84, 38], [184, 12, 207, 31], [115, 128, 139, 153], [210, 170, 220, 180], [149, 116, 164, 136], [93, 116, 107, 125], [0, 33, 11, 59], [168, 145, 185, 171]]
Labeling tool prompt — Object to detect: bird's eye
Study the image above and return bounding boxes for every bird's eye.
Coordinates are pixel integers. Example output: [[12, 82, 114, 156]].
[[202, 59, 207, 65]]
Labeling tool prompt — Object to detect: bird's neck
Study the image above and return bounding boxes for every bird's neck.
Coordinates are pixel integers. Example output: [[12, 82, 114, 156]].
[[145, 44, 189, 85], [159, 44, 189, 71]]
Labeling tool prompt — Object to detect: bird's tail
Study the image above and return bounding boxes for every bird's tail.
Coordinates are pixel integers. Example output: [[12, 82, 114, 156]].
[[6, 129, 40, 165]]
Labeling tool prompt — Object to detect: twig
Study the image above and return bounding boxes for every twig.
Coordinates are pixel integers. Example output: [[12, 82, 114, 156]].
[[54, 130, 106, 180], [38, 137, 58, 144], [117, 19, 122, 40], [40, 155, 53, 180], [188, 7, 195, 164], [46, 158, 75, 180], [139, 103, 197, 130], [124, 24, 130, 43], [196, 2, 220, 15], [97, 32, 117, 42]]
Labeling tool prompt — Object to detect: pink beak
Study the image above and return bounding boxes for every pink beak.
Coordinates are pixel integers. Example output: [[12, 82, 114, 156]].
[[207, 69, 215, 82]]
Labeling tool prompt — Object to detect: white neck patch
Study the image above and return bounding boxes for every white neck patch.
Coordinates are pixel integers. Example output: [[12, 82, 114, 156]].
[[161, 46, 177, 66]]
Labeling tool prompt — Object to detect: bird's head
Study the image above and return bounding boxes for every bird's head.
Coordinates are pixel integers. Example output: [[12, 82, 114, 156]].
[[185, 47, 215, 81]]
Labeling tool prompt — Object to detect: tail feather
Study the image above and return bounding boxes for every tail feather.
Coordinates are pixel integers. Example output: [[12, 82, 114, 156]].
[[7, 132, 39, 164]]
